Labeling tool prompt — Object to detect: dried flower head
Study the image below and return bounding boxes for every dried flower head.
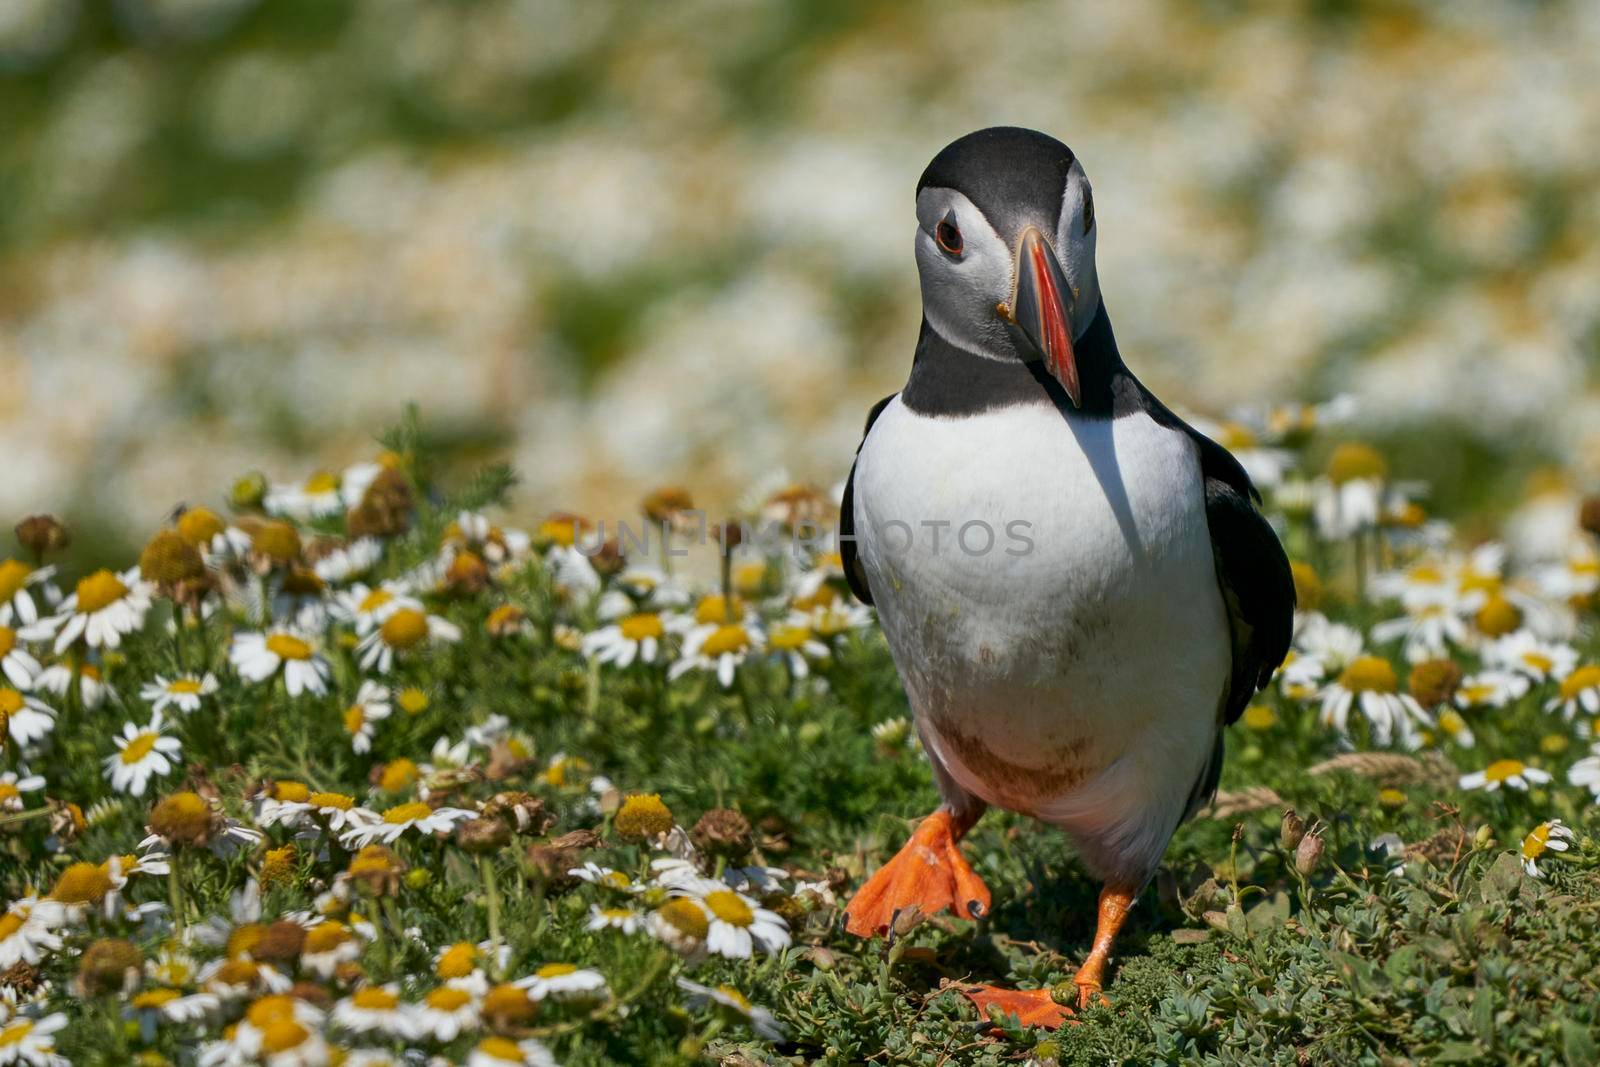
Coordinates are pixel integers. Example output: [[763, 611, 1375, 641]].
[[690, 808, 753, 862], [78, 938, 143, 996], [1408, 658, 1463, 708], [139, 530, 204, 587], [15, 515, 70, 558], [148, 790, 215, 847]]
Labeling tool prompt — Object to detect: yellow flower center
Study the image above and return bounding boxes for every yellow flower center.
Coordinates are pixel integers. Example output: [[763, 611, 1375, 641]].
[[614, 794, 673, 838], [619, 613, 664, 641], [133, 988, 182, 1008], [379, 758, 419, 792], [1217, 421, 1257, 451], [51, 861, 113, 903], [1407, 564, 1444, 584], [273, 781, 310, 802], [310, 792, 354, 810], [716, 984, 752, 1010], [265, 634, 313, 661], [167, 678, 203, 695], [1521, 651, 1555, 673], [351, 987, 399, 1010], [177, 507, 226, 547], [121, 732, 159, 764], [75, 570, 129, 614], [398, 688, 429, 714], [1338, 656, 1397, 694], [0, 560, 29, 603], [601, 871, 632, 890], [1484, 759, 1526, 783], [1459, 571, 1501, 595], [768, 624, 811, 651], [1326, 442, 1387, 484], [536, 962, 578, 978], [358, 588, 394, 614], [344, 705, 366, 734], [1559, 665, 1600, 701], [304, 471, 339, 494], [0, 1021, 36, 1048], [227, 923, 267, 959], [1457, 684, 1492, 704], [426, 987, 472, 1010], [435, 942, 476, 979], [1242, 704, 1277, 730], [1521, 823, 1552, 859], [0, 910, 25, 940], [701, 624, 751, 657], [1437, 709, 1467, 735], [694, 595, 741, 625], [302, 923, 351, 954], [598, 907, 633, 921], [0, 689, 21, 714], [383, 802, 433, 824], [0, 628, 14, 658], [380, 608, 429, 650], [656, 898, 710, 939], [702, 889, 754, 927], [476, 1037, 526, 1060], [258, 1019, 309, 1053]]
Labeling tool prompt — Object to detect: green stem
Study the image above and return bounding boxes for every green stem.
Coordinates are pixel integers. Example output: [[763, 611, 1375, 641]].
[[167, 851, 186, 938], [479, 854, 504, 977]]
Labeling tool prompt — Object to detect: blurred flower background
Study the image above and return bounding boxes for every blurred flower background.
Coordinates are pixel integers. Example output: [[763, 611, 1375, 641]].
[[2, 0, 1598, 561]]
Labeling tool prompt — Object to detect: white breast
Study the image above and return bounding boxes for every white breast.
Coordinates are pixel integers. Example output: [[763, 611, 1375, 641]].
[[853, 396, 1231, 877]]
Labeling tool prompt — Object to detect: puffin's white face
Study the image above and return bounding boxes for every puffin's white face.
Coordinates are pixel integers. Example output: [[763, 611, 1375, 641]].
[[914, 157, 1100, 364]]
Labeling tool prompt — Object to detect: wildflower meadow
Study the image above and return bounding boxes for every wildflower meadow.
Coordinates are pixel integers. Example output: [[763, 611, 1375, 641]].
[[0, 407, 1598, 1066]]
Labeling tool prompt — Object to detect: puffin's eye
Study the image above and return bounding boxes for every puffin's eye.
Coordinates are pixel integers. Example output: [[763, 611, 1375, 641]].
[[935, 211, 963, 256], [1082, 190, 1094, 234]]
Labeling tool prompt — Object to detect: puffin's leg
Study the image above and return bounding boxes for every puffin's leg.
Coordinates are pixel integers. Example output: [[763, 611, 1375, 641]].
[[1071, 883, 1137, 1008], [959, 883, 1139, 1029], [842, 805, 989, 937]]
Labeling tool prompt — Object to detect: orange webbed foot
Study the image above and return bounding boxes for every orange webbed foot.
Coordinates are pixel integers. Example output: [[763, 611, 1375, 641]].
[[959, 984, 1075, 1029], [843, 809, 990, 938]]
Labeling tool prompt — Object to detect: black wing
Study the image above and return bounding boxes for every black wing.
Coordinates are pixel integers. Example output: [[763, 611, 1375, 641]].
[[840, 395, 895, 605], [1193, 432, 1296, 726]]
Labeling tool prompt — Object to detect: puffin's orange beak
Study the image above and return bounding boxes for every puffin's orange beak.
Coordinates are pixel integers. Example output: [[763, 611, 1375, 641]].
[[1012, 227, 1079, 408]]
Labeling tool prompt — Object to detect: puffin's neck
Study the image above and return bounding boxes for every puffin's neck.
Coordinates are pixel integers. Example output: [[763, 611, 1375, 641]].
[[901, 301, 1133, 418]]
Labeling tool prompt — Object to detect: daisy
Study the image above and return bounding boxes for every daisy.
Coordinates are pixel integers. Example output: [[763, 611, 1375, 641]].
[[1454, 670, 1530, 710], [408, 985, 479, 1042], [227, 993, 327, 1062], [331, 984, 411, 1039], [671, 878, 791, 959], [1459, 758, 1551, 792], [33, 661, 108, 709], [48, 567, 154, 653], [128, 988, 220, 1038], [0, 560, 55, 628], [586, 906, 644, 934], [582, 612, 669, 667], [141, 672, 220, 715], [676, 978, 784, 1041], [613, 565, 693, 610], [447, 510, 532, 565], [1519, 819, 1575, 878], [331, 582, 421, 636], [355, 608, 461, 672], [1318, 655, 1433, 749], [313, 538, 384, 585], [343, 681, 392, 754], [1, 689, 54, 747], [264, 469, 348, 519], [0, 626, 42, 690], [669, 621, 764, 688], [0, 897, 66, 968], [298, 920, 364, 980], [1370, 591, 1471, 663], [466, 1037, 557, 1067], [1567, 743, 1600, 799], [0, 771, 45, 814], [514, 963, 609, 1002], [103, 711, 182, 796], [1545, 665, 1600, 721], [230, 628, 331, 697], [0, 1012, 68, 1066], [1433, 707, 1476, 748], [568, 863, 640, 892], [766, 615, 830, 678], [340, 802, 475, 848], [1487, 631, 1578, 683]]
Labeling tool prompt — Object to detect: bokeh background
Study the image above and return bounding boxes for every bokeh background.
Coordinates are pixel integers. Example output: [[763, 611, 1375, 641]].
[[3, 0, 1598, 560]]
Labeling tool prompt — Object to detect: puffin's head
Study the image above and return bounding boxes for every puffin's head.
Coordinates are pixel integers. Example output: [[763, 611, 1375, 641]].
[[914, 127, 1099, 406]]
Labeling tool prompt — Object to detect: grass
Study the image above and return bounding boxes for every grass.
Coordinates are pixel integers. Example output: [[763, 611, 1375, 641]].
[[2, 414, 1599, 1066]]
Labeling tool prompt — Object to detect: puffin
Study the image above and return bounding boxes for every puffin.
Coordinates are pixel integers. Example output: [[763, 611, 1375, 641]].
[[838, 127, 1294, 1025]]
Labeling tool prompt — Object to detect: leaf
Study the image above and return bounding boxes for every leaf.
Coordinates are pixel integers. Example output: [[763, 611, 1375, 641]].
[[1432, 1040, 1488, 1063], [1475, 853, 1525, 903], [1563, 1020, 1599, 1066]]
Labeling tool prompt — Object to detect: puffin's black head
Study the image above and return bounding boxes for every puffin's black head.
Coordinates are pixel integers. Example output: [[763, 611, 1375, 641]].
[[914, 127, 1099, 406]]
